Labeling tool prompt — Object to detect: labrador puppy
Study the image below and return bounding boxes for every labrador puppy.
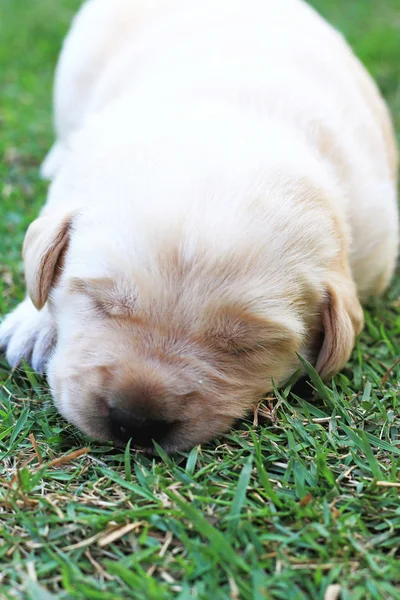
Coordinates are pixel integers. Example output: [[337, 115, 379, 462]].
[[0, 0, 398, 451]]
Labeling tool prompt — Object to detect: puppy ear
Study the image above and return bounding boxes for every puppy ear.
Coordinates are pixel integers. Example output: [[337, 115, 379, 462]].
[[23, 212, 74, 310], [316, 276, 364, 380]]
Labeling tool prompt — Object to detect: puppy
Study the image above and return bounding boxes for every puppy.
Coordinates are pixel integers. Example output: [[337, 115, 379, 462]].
[[0, 0, 398, 452]]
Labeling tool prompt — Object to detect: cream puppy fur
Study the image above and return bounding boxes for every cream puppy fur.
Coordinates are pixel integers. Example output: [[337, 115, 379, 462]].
[[0, 0, 398, 451]]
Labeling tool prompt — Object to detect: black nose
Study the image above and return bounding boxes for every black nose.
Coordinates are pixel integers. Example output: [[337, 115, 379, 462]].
[[109, 407, 171, 447]]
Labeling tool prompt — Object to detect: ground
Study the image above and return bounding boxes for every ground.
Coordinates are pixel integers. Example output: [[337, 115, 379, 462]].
[[0, 1, 399, 599]]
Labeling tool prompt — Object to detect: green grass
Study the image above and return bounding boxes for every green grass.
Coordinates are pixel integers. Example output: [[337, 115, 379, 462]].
[[0, 1, 399, 599]]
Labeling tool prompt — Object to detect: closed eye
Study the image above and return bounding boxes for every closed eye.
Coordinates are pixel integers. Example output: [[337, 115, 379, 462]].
[[68, 276, 138, 319]]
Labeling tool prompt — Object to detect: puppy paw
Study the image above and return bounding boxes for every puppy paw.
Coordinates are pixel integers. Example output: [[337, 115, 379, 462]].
[[0, 298, 56, 373]]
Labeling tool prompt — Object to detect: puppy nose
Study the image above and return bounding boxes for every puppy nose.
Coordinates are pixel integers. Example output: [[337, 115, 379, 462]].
[[109, 407, 171, 447]]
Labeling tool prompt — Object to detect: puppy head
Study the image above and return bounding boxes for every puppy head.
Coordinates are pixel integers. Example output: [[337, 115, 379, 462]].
[[23, 209, 363, 452]]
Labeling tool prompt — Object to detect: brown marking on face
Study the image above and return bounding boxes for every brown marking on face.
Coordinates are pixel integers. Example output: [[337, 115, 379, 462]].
[[200, 301, 299, 356]]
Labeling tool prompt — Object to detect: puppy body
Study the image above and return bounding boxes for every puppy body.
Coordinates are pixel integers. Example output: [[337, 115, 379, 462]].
[[44, 0, 399, 299], [1, 0, 398, 450]]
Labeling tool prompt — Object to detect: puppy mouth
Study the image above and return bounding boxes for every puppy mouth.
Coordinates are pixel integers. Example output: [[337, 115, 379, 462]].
[[108, 408, 183, 450], [76, 414, 183, 453], [112, 428, 188, 455]]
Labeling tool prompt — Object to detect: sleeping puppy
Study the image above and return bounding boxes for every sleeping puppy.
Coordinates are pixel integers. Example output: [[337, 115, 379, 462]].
[[0, 0, 398, 452]]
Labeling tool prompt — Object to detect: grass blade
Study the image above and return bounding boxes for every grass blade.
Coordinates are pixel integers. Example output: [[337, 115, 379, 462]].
[[227, 454, 253, 532]]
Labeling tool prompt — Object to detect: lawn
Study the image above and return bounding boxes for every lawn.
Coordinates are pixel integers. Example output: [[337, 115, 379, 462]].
[[0, 1, 399, 599]]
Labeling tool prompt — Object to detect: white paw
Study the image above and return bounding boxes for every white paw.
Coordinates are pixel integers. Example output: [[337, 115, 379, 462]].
[[0, 298, 56, 373]]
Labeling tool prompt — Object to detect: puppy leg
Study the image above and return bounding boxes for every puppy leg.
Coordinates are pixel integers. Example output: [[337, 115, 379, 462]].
[[0, 298, 56, 373]]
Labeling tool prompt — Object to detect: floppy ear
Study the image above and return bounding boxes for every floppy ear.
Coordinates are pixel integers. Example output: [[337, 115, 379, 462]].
[[316, 276, 364, 380], [23, 212, 74, 310]]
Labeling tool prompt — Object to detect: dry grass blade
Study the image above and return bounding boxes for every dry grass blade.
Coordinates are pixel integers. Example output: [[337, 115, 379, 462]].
[[324, 584, 341, 600], [97, 522, 143, 547], [46, 447, 91, 468], [29, 432, 42, 464]]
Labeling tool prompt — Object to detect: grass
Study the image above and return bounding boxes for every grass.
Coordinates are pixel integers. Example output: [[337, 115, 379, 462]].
[[0, 1, 399, 598]]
